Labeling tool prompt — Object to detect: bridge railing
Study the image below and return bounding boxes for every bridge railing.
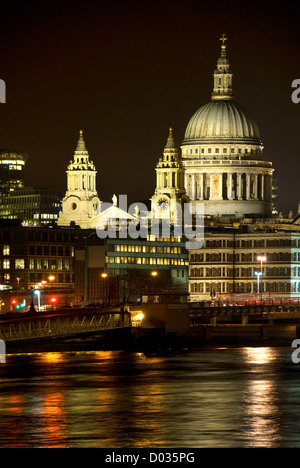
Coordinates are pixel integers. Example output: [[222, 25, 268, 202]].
[[0, 312, 131, 343]]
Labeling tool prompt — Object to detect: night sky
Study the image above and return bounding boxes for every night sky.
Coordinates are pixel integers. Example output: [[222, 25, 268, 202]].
[[0, 0, 299, 214]]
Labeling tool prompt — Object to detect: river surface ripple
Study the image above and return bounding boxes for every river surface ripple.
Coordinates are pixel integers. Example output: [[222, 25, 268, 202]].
[[0, 347, 299, 448]]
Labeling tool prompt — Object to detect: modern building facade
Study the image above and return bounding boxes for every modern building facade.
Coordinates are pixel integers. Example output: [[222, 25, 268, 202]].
[[0, 222, 86, 312], [0, 187, 62, 225], [0, 149, 28, 196], [74, 234, 189, 305]]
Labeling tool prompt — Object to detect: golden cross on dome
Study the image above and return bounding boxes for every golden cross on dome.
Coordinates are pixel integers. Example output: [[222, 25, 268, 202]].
[[220, 34, 227, 56]]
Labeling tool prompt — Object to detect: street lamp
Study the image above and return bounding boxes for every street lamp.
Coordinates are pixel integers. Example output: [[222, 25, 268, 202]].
[[48, 276, 55, 287], [254, 271, 262, 297], [34, 289, 41, 311], [257, 255, 266, 299], [101, 273, 108, 305], [151, 271, 158, 292]]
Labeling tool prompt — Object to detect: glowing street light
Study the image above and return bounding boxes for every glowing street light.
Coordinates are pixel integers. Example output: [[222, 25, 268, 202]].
[[257, 255, 267, 274], [151, 271, 158, 291], [34, 289, 41, 311], [255, 271, 262, 295], [257, 255, 266, 298], [101, 272, 108, 305], [48, 276, 55, 288]]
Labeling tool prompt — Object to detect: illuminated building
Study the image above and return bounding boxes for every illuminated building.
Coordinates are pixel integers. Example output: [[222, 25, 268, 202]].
[[57, 130, 101, 228], [74, 235, 189, 305], [181, 35, 274, 218], [151, 127, 189, 224], [0, 222, 83, 312], [0, 149, 27, 196], [0, 187, 62, 225], [189, 226, 300, 301]]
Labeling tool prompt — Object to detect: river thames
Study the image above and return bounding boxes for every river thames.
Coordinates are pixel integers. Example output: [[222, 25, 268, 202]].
[[0, 347, 300, 448]]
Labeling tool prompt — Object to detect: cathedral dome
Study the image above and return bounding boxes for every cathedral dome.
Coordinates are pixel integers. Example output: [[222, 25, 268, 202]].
[[182, 34, 262, 150], [182, 99, 262, 146]]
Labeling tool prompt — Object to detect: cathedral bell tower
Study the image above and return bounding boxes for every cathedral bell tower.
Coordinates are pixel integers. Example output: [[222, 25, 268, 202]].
[[57, 130, 101, 228], [151, 127, 188, 224]]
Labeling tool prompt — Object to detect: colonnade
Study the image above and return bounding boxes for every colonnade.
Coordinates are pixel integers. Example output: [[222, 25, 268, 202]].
[[185, 171, 272, 202]]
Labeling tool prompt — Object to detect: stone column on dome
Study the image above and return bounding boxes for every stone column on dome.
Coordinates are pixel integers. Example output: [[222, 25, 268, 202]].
[[246, 174, 251, 200], [210, 174, 214, 200], [261, 174, 265, 200], [192, 174, 196, 200], [218, 173, 223, 199], [254, 174, 258, 200], [237, 173, 242, 200], [199, 174, 204, 200], [227, 173, 233, 200]]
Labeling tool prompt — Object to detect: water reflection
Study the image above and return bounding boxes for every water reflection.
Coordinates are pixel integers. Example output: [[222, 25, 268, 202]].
[[240, 347, 285, 448], [0, 348, 297, 447]]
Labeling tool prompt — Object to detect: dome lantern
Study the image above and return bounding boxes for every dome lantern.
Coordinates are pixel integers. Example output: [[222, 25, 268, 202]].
[[211, 34, 233, 101]]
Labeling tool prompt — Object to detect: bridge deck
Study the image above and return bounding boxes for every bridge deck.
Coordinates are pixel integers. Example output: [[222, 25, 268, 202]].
[[0, 310, 131, 343]]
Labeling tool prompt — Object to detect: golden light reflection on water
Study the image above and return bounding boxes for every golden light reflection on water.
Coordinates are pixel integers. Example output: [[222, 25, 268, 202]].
[[241, 347, 283, 448], [38, 352, 64, 364], [242, 347, 277, 365], [40, 390, 67, 448], [0, 349, 294, 447]]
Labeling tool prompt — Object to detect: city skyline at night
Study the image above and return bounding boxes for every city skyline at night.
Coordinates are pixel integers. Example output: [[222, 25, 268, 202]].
[[0, 0, 299, 215], [2, 1, 300, 450]]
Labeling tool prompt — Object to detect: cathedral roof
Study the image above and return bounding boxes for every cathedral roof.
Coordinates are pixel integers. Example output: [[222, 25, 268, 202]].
[[182, 100, 261, 145], [182, 35, 262, 148]]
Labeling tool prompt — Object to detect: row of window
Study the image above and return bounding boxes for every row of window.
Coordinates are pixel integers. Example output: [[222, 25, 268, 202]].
[[1, 258, 72, 270], [114, 244, 182, 254], [0, 229, 77, 243], [190, 282, 293, 294], [190, 252, 299, 263], [0, 159, 25, 165], [28, 273, 73, 284], [106, 256, 187, 266], [190, 266, 300, 278], [1, 245, 74, 257], [0, 272, 74, 285], [184, 147, 259, 155], [190, 238, 300, 251]]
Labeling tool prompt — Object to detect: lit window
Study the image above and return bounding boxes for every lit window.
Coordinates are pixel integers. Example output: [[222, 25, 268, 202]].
[[4, 273, 10, 283], [3, 245, 9, 255], [15, 259, 25, 269], [3, 259, 10, 269]]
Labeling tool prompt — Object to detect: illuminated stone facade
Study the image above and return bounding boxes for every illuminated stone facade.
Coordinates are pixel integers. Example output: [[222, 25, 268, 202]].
[[151, 127, 189, 224], [60, 37, 275, 230], [189, 228, 300, 302], [57, 131, 102, 228], [181, 36, 274, 218]]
